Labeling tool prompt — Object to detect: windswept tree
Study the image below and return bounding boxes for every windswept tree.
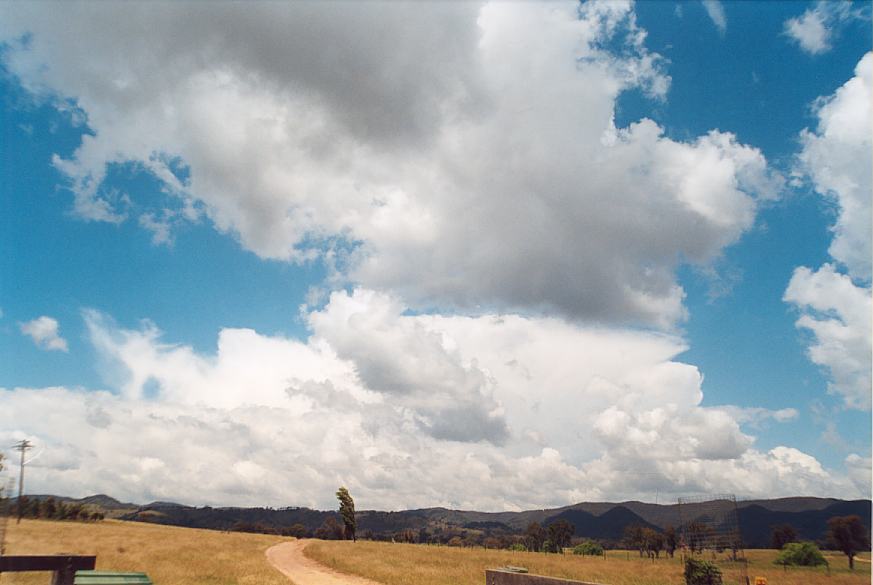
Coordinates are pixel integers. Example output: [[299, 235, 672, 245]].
[[770, 524, 798, 550], [827, 515, 870, 570], [336, 486, 356, 542]]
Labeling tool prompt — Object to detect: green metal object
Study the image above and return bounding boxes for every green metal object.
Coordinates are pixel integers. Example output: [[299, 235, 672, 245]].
[[74, 570, 153, 584]]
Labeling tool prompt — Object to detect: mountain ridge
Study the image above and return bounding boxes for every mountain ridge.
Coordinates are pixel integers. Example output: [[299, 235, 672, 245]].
[[32, 493, 870, 547]]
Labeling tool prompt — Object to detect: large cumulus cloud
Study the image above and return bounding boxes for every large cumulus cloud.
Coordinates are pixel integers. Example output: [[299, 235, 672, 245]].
[[1, 297, 861, 510], [0, 1, 781, 327]]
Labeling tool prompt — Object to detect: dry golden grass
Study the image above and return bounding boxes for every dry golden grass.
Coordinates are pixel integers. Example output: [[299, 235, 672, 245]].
[[2, 519, 869, 585], [1, 518, 292, 585], [306, 540, 872, 585]]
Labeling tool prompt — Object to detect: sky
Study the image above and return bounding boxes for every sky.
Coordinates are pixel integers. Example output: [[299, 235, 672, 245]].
[[0, 0, 871, 512]]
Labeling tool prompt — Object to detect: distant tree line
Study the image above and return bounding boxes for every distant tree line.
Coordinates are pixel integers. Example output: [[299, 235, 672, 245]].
[[244, 513, 871, 567], [119, 491, 869, 563], [13, 496, 105, 522]]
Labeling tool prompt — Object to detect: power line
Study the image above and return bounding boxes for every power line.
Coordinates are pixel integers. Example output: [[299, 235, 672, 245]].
[[13, 440, 33, 525]]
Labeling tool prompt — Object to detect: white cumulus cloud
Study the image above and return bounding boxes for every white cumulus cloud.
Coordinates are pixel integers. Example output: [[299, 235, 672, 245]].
[[798, 53, 873, 280], [784, 1, 866, 55], [0, 1, 782, 328], [784, 265, 872, 410], [785, 54, 872, 411], [19, 316, 69, 352], [1, 300, 860, 509]]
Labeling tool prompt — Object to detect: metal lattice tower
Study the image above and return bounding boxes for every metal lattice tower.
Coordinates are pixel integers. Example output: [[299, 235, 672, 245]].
[[677, 494, 748, 584]]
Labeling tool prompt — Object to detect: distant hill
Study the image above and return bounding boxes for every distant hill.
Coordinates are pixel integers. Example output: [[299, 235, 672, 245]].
[[33, 493, 870, 548], [27, 494, 139, 518], [548, 505, 661, 540], [123, 502, 334, 533]]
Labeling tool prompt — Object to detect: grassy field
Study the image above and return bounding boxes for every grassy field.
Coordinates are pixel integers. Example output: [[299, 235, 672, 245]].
[[306, 540, 872, 585], [1, 519, 291, 585], [1, 519, 869, 585]]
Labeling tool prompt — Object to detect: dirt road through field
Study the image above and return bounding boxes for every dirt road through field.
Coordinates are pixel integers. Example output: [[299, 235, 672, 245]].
[[266, 540, 384, 585]]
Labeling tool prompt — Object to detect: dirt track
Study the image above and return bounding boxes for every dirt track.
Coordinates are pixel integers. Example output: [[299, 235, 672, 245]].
[[266, 540, 384, 585]]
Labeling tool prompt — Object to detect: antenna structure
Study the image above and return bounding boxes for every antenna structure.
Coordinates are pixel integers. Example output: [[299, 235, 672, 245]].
[[677, 493, 748, 585]]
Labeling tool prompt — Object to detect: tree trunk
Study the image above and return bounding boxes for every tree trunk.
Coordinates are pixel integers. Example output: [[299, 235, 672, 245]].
[[848, 554, 854, 570]]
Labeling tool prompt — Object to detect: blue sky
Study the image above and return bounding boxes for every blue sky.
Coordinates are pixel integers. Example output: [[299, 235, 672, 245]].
[[0, 1, 870, 510]]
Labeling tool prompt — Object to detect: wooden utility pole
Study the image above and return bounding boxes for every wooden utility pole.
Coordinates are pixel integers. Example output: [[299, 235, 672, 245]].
[[13, 440, 33, 524]]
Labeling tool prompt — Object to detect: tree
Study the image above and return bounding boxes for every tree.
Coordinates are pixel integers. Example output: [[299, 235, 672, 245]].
[[17, 496, 37, 518], [524, 522, 546, 552], [314, 516, 344, 540], [336, 486, 356, 542], [774, 542, 826, 567], [547, 519, 575, 553], [66, 503, 84, 521], [827, 515, 870, 570], [664, 525, 678, 558], [770, 524, 798, 550], [40, 497, 57, 520], [624, 524, 646, 557], [286, 523, 309, 538], [396, 529, 417, 543], [643, 528, 664, 559]]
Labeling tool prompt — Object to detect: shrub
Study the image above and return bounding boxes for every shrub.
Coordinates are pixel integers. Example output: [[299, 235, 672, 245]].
[[774, 542, 827, 567], [508, 543, 526, 552], [684, 558, 722, 585], [572, 540, 603, 556]]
